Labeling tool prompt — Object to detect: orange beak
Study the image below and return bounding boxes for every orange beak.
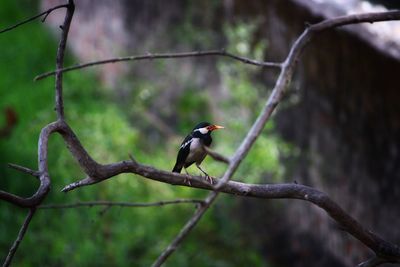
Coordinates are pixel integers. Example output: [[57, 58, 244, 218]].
[[209, 124, 224, 131]]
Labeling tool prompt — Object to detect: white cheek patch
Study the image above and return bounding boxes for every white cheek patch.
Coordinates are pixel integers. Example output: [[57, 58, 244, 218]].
[[198, 127, 209, 134]]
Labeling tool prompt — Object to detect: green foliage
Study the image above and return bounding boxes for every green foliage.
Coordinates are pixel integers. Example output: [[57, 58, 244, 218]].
[[0, 2, 292, 267]]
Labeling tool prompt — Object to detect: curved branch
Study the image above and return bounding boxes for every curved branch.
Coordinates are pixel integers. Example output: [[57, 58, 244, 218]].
[[0, 121, 61, 208], [34, 50, 282, 81], [50, 10, 400, 266], [0, 4, 68, 34], [1, 2, 75, 266]]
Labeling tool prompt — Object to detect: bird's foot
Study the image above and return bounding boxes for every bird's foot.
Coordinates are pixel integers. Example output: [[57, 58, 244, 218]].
[[184, 177, 192, 186], [204, 175, 213, 185]]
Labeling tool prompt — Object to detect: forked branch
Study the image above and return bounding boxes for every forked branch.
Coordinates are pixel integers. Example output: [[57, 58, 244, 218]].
[[0, 4, 68, 34], [1, 3, 400, 267]]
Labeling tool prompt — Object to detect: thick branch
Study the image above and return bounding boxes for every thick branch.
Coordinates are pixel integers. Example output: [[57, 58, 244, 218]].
[[1, 1, 74, 266], [60, 160, 400, 260], [52, 10, 400, 266], [2, 208, 36, 267], [34, 50, 281, 81], [152, 8, 400, 267], [151, 10, 400, 265], [0, 4, 68, 34]]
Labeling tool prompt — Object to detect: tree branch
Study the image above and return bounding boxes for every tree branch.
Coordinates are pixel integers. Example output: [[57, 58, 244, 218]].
[[39, 199, 204, 209], [2, 4, 400, 267], [34, 50, 282, 81], [1, 2, 76, 266], [54, 0, 75, 120], [0, 4, 68, 34], [203, 146, 230, 164], [0, 121, 61, 208], [151, 192, 216, 267], [2, 208, 36, 267], [59, 159, 400, 261], [154, 10, 400, 265], [7, 163, 40, 178]]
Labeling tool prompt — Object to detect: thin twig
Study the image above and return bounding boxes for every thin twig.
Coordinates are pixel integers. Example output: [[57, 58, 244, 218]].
[[0, 4, 68, 34], [203, 146, 230, 164], [152, 192, 216, 267], [34, 50, 282, 81], [39, 199, 204, 209], [54, 0, 75, 120], [7, 163, 40, 178], [2, 208, 36, 267]]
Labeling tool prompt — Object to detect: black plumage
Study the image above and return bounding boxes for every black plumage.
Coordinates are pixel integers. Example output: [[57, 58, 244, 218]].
[[172, 122, 223, 182]]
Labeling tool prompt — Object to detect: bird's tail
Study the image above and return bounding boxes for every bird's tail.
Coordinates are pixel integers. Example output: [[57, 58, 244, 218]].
[[172, 164, 182, 173]]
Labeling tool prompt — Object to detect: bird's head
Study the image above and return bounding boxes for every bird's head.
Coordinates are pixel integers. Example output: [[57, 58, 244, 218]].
[[192, 122, 224, 135]]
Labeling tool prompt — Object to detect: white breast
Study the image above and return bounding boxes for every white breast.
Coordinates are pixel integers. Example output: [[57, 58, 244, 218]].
[[186, 138, 206, 164]]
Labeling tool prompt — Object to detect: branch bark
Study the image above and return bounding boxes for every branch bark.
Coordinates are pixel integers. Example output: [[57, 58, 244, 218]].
[[39, 199, 204, 209], [58, 159, 400, 261], [54, 0, 75, 120], [1, 4, 400, 267], [153, 10, 400, 267], [0, 4, 68, 34], [2, 208, 36, 267], [1, 1, 75, 266], [34, 50, 282, 81]]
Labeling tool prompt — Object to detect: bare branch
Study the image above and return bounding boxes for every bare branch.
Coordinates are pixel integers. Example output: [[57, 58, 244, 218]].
[[2, 4, 400, 267], [1, 2, 76, 265], [152, 192, 215, 267], [54, 0, 75, 120], [58, 158, 400, 260], [0, 121, 61, 208], [203, 146, 230, 164], [39, 199, 204, 209], [34, 50, 282, 81], [214, 9, 400, 190], [3, 208, 36, 267], [7, 163, 40, 178], [155, 10, 400, 265], [0, 4, 68, 34]]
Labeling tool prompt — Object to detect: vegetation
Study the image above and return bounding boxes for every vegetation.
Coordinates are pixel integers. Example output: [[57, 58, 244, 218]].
[[0, 1, 289, 266]]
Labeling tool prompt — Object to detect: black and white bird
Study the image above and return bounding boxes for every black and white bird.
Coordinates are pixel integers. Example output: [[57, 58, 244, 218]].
[[172, 122, 224, 183]]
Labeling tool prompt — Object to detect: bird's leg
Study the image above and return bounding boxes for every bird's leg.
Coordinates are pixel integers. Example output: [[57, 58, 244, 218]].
[[183, 167, 191, 186], [196, 164, 213, 184]]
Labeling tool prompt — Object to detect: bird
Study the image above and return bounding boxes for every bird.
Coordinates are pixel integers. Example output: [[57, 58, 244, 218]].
[[172, 122, 224, 184]]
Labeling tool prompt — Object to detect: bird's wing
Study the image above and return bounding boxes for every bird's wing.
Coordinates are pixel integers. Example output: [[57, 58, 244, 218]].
[[175, 134, 192, 166], [180, 134, 193, 149]]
